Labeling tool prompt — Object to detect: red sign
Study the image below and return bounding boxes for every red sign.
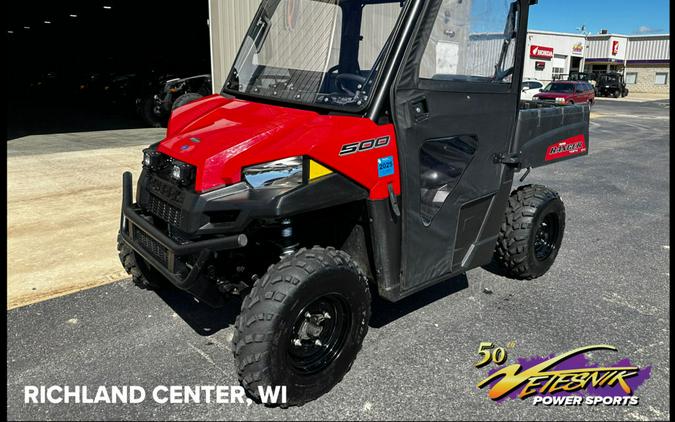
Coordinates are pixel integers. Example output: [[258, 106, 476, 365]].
[[545, 135, 587, 162], [530, 45, 554, 59], [612, 40, 620, 55]]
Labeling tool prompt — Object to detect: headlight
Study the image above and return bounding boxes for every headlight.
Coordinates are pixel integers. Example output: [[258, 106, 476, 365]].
[[243, 157, 304, 189], [171, 161, 195, 186], [555, 97, 566, 104], [142, 149, 162, 169]]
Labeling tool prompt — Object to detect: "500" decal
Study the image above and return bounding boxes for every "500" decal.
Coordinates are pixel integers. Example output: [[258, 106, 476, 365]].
[[339, 136, 390, 156]]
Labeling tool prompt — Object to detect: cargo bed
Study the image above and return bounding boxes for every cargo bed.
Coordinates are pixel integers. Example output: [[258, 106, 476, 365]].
[[511, 101, 590, 169]]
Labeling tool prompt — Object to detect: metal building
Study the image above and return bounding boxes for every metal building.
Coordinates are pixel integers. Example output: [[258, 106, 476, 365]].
[[585, 33, 670, 94], [208, 1, 670, 94]]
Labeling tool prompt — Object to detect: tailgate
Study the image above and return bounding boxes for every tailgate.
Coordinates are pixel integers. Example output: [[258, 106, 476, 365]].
[[512, 102, 590, 169]]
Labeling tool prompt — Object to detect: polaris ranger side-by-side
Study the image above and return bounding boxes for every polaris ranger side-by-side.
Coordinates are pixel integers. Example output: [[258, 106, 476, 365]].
[[118, 0, 590, 406], [596, 71, 629, 98]]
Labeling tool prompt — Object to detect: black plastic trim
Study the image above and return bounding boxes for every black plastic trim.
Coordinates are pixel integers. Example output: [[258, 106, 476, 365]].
[[137, 170, 369, 236]]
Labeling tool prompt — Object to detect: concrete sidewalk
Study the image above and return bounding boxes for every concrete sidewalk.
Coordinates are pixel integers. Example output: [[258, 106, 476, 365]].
[[595, 92, 669, 103], [7, 128, 165, 309]]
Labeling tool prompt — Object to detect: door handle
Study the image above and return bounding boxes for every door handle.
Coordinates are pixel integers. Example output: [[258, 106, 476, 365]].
[[409, 97, 429, 123], [388, 183, 401, 218]]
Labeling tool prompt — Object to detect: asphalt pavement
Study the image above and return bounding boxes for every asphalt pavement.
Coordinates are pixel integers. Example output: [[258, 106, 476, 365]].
[[7, 99, 670, 421]]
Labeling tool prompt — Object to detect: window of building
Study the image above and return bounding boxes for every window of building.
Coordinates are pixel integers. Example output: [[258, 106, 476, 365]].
[[655, 72, 668, 85], [625, 72, 638, 84], [552, 67, 565, 80]]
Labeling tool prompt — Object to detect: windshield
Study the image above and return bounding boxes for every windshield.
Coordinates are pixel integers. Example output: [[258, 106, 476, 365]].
[[542, 83, 575, 93], [224, 0, 405, 110]]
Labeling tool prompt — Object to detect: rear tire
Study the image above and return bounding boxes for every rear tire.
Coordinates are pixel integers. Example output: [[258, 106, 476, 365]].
[[233, 246, 371, 407], [489, 185, 566, 280], [117, 232, 165, 289]]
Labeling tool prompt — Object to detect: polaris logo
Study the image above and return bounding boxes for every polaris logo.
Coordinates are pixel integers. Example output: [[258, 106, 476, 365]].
[[339, 136, 390, 156]]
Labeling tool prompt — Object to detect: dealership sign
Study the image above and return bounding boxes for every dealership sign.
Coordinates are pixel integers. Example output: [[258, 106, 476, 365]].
[[530, 45, 554, 59], [612, 40, 620, 55], [572, 42, 584, 54]]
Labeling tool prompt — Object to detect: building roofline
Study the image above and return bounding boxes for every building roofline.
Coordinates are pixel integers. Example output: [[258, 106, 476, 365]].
[[528, 29, 586, 37], [529, 29, 669, 40], [586, 33, 669, 39]]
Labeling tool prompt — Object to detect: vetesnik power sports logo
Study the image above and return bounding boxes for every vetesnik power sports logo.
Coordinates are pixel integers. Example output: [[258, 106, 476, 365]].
[[475, 343, 651, 406]]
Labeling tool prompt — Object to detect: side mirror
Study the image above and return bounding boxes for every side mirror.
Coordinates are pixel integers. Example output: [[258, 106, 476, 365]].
[[522, 88, 528, 92], [538, 88, 543, 92]]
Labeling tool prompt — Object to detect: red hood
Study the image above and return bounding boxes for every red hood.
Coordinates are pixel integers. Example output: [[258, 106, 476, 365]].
[[156, 94, 399, 197], [534, 92, 573, 99]]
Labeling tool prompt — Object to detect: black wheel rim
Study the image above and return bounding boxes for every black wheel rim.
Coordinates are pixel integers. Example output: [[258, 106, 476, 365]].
[[287, 293, 351, 375], [534, 213, 560, 261]]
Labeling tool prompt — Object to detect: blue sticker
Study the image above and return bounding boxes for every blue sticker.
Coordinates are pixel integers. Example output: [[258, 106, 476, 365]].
[[377, 156, 394, 177]]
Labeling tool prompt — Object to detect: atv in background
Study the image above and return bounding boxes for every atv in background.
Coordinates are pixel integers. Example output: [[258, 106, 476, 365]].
[[567, 71, 597, 82], [136, 74, 212, 128], [595, 72, 629, 98]]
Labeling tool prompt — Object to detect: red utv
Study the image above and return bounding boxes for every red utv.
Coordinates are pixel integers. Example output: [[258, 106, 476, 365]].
[[118, 0, 590, 406], [534, 80, 596, 106]]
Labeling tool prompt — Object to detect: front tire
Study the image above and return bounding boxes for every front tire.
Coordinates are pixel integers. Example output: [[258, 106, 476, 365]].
[[140, 97, 165, 128], [489, 185, 566, 280], [233, 247, 371, 407], [117, 232, 165, 289]]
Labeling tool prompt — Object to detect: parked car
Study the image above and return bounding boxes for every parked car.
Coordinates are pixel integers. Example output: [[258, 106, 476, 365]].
[[520, 79, 544, 101], [595, 72, 629, 98], [534, 81, 595, 106]]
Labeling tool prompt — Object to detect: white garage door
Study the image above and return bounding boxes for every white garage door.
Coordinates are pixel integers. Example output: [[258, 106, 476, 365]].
[[552, 54, 567, 79]]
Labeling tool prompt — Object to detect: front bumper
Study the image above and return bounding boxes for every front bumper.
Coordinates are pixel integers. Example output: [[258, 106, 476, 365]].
[[119, 168, 368, 306], [119, 172, 248, 307]]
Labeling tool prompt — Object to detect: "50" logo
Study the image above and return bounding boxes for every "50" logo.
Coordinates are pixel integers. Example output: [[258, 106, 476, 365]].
[[339, 136, 390, 156]]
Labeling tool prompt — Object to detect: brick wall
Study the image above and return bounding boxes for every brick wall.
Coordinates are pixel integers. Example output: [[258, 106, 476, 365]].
[[624, 65, 670, 93]]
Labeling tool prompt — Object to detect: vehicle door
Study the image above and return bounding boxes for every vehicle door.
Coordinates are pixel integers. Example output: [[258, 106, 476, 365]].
[[391, 0, 529, 291], [574, 83, 585, 103]]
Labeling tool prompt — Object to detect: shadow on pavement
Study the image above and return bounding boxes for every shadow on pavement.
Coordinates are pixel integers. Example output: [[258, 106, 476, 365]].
[[156, 284, 242, 336], [155, 272, 469, 334], [369, 273, 469, 328]]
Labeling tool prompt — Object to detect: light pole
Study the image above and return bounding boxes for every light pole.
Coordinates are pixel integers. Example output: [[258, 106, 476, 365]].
[[576, 24, 591, 76]]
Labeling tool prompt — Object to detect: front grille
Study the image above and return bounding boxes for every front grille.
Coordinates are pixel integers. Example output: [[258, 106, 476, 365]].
[[147, 174, 185, 202], [148, 194, 183, 227], [133, 226, 169, 265]]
